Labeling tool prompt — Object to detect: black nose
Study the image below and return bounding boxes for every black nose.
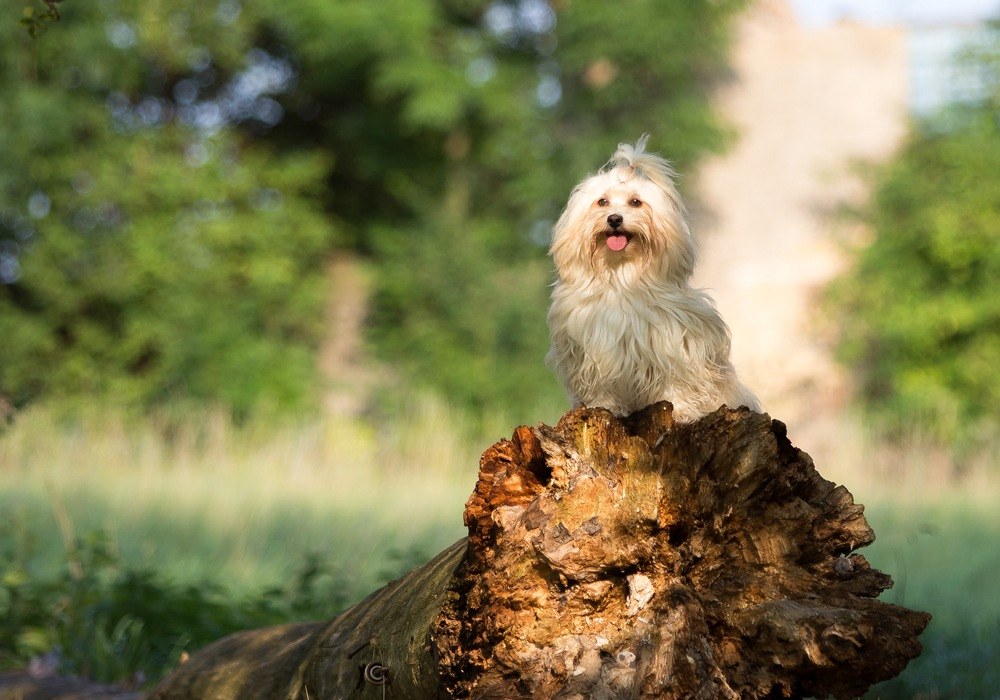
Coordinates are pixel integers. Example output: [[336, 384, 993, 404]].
[[607, 213, 623, 229]]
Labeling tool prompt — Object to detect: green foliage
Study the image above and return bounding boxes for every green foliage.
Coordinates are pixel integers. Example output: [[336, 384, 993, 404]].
[[0, 524, 345, 683], [1, 129, 334, 413], [1, 1, 337, 414], [19, 1, 62, 38], [370, 220, 558, 411], [828, 27, 1000, 449]]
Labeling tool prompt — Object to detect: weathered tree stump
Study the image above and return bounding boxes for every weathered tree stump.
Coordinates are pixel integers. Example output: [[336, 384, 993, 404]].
[[1, 404, 930, 699], [434, 404, 930, 698]]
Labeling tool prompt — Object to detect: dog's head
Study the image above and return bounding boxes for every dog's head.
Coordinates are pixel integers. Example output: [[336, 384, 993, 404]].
[[550, 135, 695, 285]]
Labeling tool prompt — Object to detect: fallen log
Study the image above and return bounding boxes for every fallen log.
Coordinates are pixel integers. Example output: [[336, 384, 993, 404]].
[[3, 404, 931, 699]]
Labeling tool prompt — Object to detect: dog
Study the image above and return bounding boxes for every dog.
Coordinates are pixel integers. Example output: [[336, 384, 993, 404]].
[[546, 135, 760, 422]]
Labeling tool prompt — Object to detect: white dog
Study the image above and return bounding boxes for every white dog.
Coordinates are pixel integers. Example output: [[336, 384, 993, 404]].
[[546, 136, 760, 422]]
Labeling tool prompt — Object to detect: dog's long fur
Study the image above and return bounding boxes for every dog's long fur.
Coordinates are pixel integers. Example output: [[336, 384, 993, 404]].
[[546, 136, 759, 422]]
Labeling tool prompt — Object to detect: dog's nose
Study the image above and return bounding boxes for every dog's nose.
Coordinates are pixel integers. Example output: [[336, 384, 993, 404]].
[[607, 213, 623, 229]]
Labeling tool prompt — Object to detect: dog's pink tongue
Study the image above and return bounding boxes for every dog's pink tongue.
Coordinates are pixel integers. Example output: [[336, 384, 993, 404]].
[[606, 234, 629, 251]]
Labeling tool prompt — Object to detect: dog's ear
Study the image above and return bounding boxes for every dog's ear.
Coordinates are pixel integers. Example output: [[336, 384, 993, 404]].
[[666, 223, 696, 281], [644, 189, 696, 282], [550, 180, 597, 280]]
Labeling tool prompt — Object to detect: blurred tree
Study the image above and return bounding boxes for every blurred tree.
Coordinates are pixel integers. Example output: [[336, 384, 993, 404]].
[[828, 25, 1000, 450], [0, 1, 338, 414], [2, 0, 746, 418], [19, 0, 62, 38]]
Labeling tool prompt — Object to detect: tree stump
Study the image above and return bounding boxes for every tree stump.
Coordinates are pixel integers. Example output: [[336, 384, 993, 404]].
[[2, 404, 930, 699], [434, 404, 930, 698]]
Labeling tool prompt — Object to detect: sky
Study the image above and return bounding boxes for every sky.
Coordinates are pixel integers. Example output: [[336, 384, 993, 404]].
[[790, 0, 1000, 28]]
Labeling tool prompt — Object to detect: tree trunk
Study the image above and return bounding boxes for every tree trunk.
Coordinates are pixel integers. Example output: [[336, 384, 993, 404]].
[[432, 404, 930, 698], [2, 404, 931, 699]]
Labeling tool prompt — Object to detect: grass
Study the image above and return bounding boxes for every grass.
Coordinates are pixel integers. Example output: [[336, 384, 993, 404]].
[[862, 501, 1000, 698], [0, 401, 997, 696], [0, 398, 493, 595]]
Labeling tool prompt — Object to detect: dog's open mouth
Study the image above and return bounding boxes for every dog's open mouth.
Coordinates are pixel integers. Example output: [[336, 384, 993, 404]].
[[604, 230, 633, 252]]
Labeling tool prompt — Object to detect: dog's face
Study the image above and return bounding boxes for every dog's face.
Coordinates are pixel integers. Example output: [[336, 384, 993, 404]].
[[550, 141, 695, 285]]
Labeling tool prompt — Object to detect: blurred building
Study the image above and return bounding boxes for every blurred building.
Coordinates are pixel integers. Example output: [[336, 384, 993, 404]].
[[691, 0, 996, 440]]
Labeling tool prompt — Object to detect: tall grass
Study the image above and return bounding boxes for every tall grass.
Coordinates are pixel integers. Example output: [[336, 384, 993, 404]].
[[0, 397, 494, 596], [1, 401, 997, 695]]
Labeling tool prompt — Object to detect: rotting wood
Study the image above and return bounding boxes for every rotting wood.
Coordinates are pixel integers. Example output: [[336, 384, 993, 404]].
[[433, 404, 929, 698]]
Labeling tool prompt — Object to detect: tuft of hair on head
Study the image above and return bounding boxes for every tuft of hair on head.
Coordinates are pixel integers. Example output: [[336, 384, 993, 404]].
[[605, 134, 677, 191]]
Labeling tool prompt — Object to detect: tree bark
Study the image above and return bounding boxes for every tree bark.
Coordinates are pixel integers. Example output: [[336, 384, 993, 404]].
[[434, 404, 930, 698], [2, 404, 931, 699]]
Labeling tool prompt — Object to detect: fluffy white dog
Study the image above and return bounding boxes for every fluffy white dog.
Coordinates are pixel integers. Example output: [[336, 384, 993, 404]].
[[546, 136, 760, 422]]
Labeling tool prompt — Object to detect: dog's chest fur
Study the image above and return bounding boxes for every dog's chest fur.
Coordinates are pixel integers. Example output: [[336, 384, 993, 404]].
[[547, 277, 736, 420]]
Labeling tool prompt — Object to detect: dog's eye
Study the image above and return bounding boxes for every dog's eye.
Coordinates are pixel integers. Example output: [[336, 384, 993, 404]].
[[597, 198, 609, 207], [629, 198, 642, 208]]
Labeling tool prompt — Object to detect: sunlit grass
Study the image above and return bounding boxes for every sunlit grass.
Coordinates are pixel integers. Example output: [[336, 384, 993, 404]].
[[0, 397, 496, 599]]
